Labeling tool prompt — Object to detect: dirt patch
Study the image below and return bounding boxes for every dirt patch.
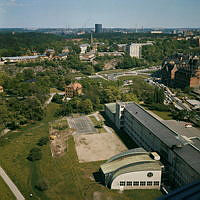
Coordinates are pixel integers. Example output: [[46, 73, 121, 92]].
[[74, 132, 127, 163], [49, 118, 74, 157]]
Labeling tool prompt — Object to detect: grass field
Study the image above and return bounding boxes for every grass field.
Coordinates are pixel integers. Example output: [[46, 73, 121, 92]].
[[89, 115, 106, 133], [0, 176, 15, 200], [118, 75, 148, 81], [149, 110, 173, 120], [0, 103, 162, 200]]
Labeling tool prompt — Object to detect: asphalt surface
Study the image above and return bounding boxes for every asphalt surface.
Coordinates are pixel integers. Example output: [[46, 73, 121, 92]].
[[0, 166, 25, 200], [67, 116, 97, 135]]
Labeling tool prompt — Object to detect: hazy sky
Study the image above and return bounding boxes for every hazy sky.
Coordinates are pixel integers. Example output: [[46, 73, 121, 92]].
[[0, 0, 199, 28]]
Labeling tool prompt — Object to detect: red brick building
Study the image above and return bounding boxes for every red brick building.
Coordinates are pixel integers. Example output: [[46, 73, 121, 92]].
[[65, 82, 82, 98], [161, 55, 200, 89]]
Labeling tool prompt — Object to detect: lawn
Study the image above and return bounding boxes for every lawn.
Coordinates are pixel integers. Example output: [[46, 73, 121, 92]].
[[0, 103, 162, 200], [118, 75, 148, 81], [50, 88, 63, 93], [149, 110, 173, 120], [0, 176, 15, 200], [89, 115, 106, 133]]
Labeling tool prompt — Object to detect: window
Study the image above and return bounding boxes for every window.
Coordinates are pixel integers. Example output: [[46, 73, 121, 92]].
[[127, 181, 132, 186], [147, 181, 152, 186], [147, 172, 153, 177], [120, 181, 125, 186], [154, 181, 160, 186], [133, 181, 139, 186], [140, 181, 146, 186]]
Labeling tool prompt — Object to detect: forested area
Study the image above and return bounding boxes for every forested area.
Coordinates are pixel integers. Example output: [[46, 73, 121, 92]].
[[0, 32, 66, 56]]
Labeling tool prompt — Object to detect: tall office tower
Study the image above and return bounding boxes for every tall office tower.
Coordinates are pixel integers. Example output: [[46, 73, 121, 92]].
[[95, 24, 103, 33]]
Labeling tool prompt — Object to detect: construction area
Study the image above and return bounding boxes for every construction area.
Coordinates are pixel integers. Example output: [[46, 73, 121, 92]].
[[74, 132, 127, 162], [67, 113, 127, 163], [49, 117, 73, 157]]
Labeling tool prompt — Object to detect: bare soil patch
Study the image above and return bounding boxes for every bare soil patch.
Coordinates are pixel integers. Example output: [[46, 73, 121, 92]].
[[74, 132, 127, 163]]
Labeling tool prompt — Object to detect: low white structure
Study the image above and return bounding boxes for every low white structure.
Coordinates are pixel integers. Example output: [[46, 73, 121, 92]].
[[100, 148, 163, 190], [80, 44, 90, 54], [127, 42, 153, 58]]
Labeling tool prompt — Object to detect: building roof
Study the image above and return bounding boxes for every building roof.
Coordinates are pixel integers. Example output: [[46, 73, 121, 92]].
[[125, 103, 200, 175], [67, 82, 82, 90], [161, 120, 200, 140], [125, 103, 186, 148], [105, 103, 116, 114], [100, 149, 162, 174], [157, 180, 200, 200], [2, 56, 39, 60]]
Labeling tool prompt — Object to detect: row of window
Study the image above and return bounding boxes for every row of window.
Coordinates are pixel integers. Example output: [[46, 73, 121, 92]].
[[119, 181, 160, 187]]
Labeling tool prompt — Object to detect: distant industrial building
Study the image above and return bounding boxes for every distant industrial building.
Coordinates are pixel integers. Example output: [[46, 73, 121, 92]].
[[65, 82, 82, 98], [151, 30, 163, 34], [95, 24, 103, 33], [161, 54, 200, 88], [1, 55, 40, 63], [104, 102, 200, 188], [100, 148, 163, 190], [127, 42, 153, 58]]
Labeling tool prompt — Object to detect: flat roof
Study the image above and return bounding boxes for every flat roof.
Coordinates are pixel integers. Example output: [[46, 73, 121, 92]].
[[125, 103, 200, 175], [105, 103, 116, 114], [125, 103, 184, 148], [162, 120, 200, 140], [173, 144, 200, 176]]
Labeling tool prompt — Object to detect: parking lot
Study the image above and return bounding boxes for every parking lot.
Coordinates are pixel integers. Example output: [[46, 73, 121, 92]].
[[67, 116, 97, 135]]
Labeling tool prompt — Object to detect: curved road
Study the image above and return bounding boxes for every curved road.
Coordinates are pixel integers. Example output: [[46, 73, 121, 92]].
[[0, 166, 25, 200]]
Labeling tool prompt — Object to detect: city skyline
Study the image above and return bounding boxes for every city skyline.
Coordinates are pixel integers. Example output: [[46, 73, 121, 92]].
[[0, 0, 200, 28]]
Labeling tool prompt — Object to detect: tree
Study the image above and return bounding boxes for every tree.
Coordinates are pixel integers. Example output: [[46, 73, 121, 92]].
[[35, 180, 48, 191], [52, 94, 63, 104], [121, 93, 139, 103], [96, 120, 104, 128], [37, 137, 49, 146], [80, 99, 93, 114], [27, 148, 42, 161], [101, 86, 121, 103]]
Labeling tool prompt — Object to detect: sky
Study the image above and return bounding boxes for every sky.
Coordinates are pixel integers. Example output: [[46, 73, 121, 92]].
[[0, 0, 200, 28]]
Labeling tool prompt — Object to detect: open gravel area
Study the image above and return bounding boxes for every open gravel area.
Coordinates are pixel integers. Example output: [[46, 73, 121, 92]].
[[74, 132, 127, 163]]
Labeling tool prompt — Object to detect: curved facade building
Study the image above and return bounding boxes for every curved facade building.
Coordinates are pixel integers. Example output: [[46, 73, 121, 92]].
[[100, 148, 163, 190]]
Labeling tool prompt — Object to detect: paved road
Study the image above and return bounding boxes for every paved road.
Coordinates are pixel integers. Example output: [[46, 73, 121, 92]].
[[0, 166, 25, 200], [45, 92, 65, 105]]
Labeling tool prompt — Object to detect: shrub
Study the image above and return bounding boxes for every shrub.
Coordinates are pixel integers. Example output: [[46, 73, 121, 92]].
[[35, 180, 48, 191], [27, 148, 42, 161], [37, 137, 49, 146]]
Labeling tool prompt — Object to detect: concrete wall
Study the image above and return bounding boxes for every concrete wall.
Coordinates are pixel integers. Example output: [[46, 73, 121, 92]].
[[111, 171, 161, 190]]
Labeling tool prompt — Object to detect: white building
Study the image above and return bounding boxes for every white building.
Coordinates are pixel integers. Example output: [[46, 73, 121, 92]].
[[104, 102, 200, 188], [100, 148, 163, 190], [80, 44, 90, 54], [127, 42, 153, 58]]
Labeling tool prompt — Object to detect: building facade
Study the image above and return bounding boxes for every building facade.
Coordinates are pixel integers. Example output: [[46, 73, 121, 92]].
[[127, 42, 153, 58], [65, 82, 82, 98], [95, 24, 103, 33], [104, 102, 200, 188], [161, 55, 200, 88]]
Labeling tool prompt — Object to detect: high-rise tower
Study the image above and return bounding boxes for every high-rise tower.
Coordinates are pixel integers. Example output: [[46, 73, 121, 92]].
[[95, 24, 103, 33]]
